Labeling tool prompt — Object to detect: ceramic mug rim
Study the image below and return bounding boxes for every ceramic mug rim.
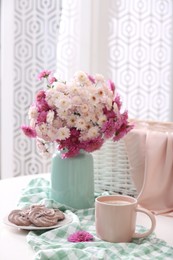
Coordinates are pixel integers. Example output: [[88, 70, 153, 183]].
[[95, 194, 137, 206]]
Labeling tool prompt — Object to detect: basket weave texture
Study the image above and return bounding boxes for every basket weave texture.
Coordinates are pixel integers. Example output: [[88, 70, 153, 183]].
[[92, 139, 138, 197]]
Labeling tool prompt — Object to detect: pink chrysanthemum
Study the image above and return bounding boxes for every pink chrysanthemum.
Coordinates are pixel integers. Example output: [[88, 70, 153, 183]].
[[68, 230, 94, 242], [113, 123, 134, 141], [103, 107, 116, 119], [102, 119, 115, 138], [36, 90, 46, 101], [114, 95, 122, 110], [38, 70, 51, 80], [21, 125, 37, 138], [37, 111, 47, 123], [82, 137, 104, 153], [37, 101, 50, 113]]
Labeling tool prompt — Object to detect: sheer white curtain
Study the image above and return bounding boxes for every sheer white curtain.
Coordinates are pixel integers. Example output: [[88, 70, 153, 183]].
[[56, 0, 111, 78], [57, 0, 173, 120], [1, 0, 172, 179]]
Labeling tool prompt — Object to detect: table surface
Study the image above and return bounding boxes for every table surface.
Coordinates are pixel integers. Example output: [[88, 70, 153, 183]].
[[0, 173, 173, 260]]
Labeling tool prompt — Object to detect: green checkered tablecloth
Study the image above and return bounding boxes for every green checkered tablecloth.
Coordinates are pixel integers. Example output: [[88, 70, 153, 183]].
[[17, 177, 173, 260]]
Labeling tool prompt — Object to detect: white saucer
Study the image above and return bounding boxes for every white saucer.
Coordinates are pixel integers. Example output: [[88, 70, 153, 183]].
[[3, 213, 73, 230]]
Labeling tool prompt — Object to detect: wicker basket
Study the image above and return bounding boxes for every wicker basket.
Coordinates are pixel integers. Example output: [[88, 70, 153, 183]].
[[92, 139, 138, 197]]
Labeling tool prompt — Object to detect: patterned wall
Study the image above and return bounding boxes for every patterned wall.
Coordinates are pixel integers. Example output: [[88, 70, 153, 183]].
[[13, 0, 62, 177], [107, 0, 172, 121]]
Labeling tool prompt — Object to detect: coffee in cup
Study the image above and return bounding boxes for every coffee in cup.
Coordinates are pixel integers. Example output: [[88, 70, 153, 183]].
[[95, 195, 156, 243]]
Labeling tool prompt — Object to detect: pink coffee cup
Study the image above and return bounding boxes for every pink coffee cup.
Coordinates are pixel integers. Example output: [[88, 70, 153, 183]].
[[95, 195, 156, 243]]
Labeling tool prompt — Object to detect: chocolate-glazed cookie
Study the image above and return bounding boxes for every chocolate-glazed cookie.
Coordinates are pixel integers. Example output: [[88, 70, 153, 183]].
[[54, 209, 65, 221], [8, 209, 31, 226], [28, 207, 59, 227]]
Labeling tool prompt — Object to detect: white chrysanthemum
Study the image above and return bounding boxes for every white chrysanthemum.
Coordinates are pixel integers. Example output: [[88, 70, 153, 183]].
[[87, 84, 96, 92], [35, 124, 50, 141], [46, 89, 59, 107], [87, 126, 100, 139], [69, 84, 80, 95], [53, 82, 68, 93], [37, 123, 47, 135], [85, 122, 93, 130], [52, 118, 63, 128], [47, 126, 59, 141], [89, 93, 99, 105], [101, 96, 112, 110], [71, 95, 82, 106], [57, 109, 69, 120], [46, 110, 54, 124], [55, 95, 71, 110], [67, 115, 77, 127], [98, 115, 107, 126], [57, 127, 70, 140], [74, 71, 88, 83], [89, 113, 98, 124], [81, 113, 93, 124], [106, 97, 113, 110], [96, 87, 105, 98], [80, 103, 89, 114], [95, 73, 105, 82], [102, 84, 114, 98], [28, 106, 38, 119], [76, 118, 86, 130], [36, 140, 51, 158], [113, 102, 118, 113], [95, 104, 104, 114], [83, 78, 94, 87]]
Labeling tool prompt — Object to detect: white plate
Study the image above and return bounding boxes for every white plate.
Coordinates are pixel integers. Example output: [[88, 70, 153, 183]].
[[3, 213, 73, 230]]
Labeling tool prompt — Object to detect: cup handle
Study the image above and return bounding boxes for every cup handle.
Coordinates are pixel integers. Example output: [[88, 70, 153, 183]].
[[132, 206, 156, 239]]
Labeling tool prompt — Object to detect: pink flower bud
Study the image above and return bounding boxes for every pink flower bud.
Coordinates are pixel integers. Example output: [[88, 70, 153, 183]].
[[108, 79, 115, 93], [48, 76, 56, 84], [37, 70, 51, 80]]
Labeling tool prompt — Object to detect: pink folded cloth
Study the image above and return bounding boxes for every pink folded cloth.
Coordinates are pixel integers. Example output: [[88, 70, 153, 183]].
[[124, 120, 173, 216]]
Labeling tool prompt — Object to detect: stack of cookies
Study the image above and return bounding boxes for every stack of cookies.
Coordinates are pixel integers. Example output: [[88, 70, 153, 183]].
[[8, 204, 65, 227]]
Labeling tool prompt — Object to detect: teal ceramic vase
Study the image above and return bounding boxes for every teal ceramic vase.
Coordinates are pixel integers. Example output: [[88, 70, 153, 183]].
[[50, 150, 95, 209]]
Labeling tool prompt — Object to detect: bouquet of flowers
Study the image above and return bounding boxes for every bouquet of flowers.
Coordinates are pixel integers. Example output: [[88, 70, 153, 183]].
[[21, 70, 133, 158]]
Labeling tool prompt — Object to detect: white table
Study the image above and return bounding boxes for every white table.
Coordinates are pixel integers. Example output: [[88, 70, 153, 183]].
[[0, 174, 173, 260]]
